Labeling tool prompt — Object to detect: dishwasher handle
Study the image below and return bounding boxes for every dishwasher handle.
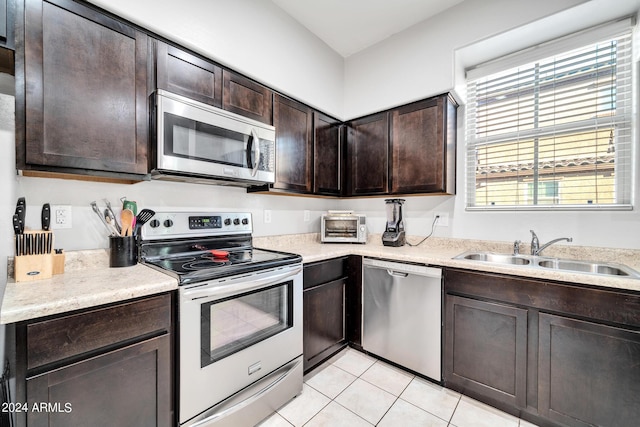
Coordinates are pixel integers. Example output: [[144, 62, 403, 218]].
[[364, 257, 442, 279], [387, 269, 409, 278]]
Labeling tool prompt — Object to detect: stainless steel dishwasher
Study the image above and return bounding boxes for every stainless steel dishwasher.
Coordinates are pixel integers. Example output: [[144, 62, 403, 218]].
[[362, 258, 442, 381]]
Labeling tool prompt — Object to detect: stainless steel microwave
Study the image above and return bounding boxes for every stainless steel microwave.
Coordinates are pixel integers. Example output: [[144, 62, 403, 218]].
[[321, 211, 367, 244], [151, 90, 276, 186]]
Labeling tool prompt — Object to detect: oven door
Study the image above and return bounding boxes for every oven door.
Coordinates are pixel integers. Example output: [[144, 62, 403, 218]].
[[179, 264, 302, 426], [155, 90, 275, 184]]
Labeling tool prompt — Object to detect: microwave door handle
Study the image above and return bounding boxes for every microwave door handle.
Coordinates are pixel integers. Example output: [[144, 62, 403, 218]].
[[247, 128, 261, 177]]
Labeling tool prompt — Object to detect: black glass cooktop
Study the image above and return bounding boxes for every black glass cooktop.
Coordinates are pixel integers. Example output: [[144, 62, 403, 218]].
[[143, 246, 301, 285]]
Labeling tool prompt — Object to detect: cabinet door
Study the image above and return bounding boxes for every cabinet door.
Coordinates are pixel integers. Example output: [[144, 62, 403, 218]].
[[390, 96, 455, 194], [156, 41, 222, 107], [538, 313, 640, 427], [313, 112, 342, 196], [222, 69, 273, 124], [27, 334, 172, 427], [273, 94, 313, 193], [445, 295, 527, 408], [346, 112, 389, 195], [22, 0, 148, 175], [303, 278, 346, 372]]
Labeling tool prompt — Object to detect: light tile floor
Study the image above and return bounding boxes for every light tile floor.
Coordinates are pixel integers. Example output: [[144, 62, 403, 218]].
[[259, 349, 538, 427]]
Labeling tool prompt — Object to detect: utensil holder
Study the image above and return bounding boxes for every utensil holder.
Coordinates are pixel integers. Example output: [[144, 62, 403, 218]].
[[109, 235, 137, 267]]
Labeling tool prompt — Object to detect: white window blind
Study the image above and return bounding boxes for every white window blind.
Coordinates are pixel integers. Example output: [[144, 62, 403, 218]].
[[465, 25, 633, 210]]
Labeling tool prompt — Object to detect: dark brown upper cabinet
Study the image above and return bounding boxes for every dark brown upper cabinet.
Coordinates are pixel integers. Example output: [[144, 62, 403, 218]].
[[390, 95, 456, 194], [313, 112, 342, 196], [223, 69, 273, 125], [345, 112, 390, 196], [272, 94, 313, 193], [156, 41, 222, 108], [17, 0, 149, 178]]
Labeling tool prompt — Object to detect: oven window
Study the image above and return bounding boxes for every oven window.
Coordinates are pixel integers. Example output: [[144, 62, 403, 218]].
[[324, 218, 358, 238], [165, 112, 251, 168], [200, 281, 293, 367]]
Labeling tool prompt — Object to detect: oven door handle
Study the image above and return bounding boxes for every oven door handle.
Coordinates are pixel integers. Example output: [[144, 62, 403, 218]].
[[183, 265, 302, 301]]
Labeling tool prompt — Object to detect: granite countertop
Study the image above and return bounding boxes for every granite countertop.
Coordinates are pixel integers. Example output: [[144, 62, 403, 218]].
[[1, 250, 178, 324], [3, 234, 640, 325], [254, 234, 640, 293]]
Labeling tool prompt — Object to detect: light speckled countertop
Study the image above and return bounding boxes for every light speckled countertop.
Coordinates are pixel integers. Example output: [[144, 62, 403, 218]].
[[254, 234, 640, 293], [1, 250, 177, 324], [3, 234, 640, 324]]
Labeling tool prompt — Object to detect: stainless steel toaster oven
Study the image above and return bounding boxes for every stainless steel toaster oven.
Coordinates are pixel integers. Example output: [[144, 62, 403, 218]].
[[321, 211, 367, 244]]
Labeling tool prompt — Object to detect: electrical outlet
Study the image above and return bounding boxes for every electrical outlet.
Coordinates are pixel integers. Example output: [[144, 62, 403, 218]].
[[434, 212, 449, 227], [303, 210, 310, 222], [264, 210, 272, 224], [51, 205, 72, 229]]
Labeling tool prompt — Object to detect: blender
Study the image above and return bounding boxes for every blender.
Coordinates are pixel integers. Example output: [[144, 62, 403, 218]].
[[382, 199, 406, 247]]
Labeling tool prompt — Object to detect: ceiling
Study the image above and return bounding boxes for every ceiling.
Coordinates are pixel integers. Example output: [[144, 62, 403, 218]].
[[271, 0, 465, 58]]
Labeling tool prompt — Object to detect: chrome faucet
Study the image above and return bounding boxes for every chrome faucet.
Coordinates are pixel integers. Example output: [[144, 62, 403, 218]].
[[530, 230, 573, 256]]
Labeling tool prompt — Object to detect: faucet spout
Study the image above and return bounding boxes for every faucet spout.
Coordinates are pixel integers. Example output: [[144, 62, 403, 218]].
[[530, 230, 573, 256]]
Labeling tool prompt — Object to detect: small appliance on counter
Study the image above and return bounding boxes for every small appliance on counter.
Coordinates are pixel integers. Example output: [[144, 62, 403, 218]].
[[321, 211, 367, 244], [382, 199, 406, 247]]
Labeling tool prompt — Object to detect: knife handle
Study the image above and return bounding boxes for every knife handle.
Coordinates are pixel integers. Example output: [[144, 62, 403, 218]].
[[42, 203, 51, 231]]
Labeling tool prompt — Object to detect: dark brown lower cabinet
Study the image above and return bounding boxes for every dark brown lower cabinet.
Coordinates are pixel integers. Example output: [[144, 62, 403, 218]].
[[445, 268, 640, 427], [303, 277, 346, 373], [445, 295, 527, 409], [302, 256, 363, 373], [538, 313, 640, 427], [26, 335, 171, 427], [15, 293, 174, 427], [302, 257, 353, 373]]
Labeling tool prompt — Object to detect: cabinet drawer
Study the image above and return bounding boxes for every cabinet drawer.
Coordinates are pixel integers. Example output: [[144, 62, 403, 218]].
[[26, 293, 172, 371], [303, 257, 348, 290]]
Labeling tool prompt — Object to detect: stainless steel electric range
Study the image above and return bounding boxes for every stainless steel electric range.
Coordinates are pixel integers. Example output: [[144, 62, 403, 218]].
[[139, 211, 303, 427]]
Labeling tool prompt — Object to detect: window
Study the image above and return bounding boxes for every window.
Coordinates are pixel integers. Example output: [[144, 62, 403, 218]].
[[465, 22, 633, 210]]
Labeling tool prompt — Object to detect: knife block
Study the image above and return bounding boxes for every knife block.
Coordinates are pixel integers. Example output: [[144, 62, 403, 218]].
[[14, 230, 54, 282]]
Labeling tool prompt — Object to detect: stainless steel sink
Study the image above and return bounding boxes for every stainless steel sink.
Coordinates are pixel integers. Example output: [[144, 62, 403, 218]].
[[454, 251, 640, 279], [536, 259, 639, 277], [460, 252, 531, 265]]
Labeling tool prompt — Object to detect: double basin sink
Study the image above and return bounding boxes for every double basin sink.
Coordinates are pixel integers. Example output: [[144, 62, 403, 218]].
[[454, 251, 640, 279]]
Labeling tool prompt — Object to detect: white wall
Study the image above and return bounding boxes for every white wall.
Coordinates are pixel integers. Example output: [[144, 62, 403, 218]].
[[87, 0, 344, 118], [15, 177, 335, 251], [343, 0, 594, 119]]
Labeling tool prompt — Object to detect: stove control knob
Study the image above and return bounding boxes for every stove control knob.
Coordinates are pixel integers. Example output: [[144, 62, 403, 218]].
[[224, 218, 231, 226], [242, 218, 249, 225], [164, 219, 174, 228], [150, 219, 160, 228], [233, 218, 240, 225]]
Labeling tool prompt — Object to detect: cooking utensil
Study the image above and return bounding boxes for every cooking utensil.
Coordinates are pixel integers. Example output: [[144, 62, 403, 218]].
[[104, 209, 120, 236], [41, 203, 51, 231], [91, 201, 116, 236], [103, 199, 121, 234], [136, 209, 155, 226], [120, 209, 135, 237], [133, 208, 155, 237]]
